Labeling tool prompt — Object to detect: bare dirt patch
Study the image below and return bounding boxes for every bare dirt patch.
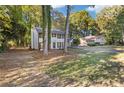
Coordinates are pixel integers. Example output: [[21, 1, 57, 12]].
[[0, 49, 74, 87]]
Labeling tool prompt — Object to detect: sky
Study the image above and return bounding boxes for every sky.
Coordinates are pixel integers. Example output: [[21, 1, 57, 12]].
[[52, 5, 112, 19]]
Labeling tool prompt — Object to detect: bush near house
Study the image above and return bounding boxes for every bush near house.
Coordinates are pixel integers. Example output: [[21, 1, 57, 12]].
[[0, 45, 4, 53], [95, 42, 101, 45], [72, 39, 80, 46], [87, 42, 96, 46], [87, 42, 104, 46], [0, 42, 9, 53]]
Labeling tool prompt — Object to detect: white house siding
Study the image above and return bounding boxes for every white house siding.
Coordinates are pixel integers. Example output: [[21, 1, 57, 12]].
[[32, 34, 65, 50], [51, 34, 64, 49], [31, 27, 67, 50], [95, 36, 106, 44], [31, 29, 39, 49], [37, 34, 65, 49], [31, 29, 34, 49]]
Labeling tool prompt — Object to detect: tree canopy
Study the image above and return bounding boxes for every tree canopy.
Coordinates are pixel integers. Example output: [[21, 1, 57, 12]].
[[0, 5, 43, 50], [96, 6, 124, 45], [69, 10, 97, 39], [52, 10, 65, 30]]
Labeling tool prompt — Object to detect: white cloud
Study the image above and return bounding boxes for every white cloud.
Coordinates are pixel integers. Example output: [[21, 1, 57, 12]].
[[87, 5, 113, 13], [52, 5, 65, 9], [87, 6, 96, 11]]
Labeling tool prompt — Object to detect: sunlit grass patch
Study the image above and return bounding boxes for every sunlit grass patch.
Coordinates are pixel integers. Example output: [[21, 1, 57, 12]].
[[111, 52, 124, 63], [45, 48, 122, 86], [113, 46, 124, 50]]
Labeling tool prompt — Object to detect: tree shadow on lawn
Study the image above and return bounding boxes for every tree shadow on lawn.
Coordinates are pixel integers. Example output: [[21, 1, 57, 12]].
[[45, 51, 124, 87], [0, 50, 76, 87], [1, 48, 124, 87]]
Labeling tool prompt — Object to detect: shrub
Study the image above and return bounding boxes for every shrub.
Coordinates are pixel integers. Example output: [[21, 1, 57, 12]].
[[95, 42, 100, 46], [0, 45, 4, 53], [72, 39, 80, 46], [0, 43, 7, 53], [87, 42, 96, 46]]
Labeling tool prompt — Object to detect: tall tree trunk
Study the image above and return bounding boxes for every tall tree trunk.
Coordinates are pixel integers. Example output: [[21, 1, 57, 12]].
[[42, 6, 45, 50], [44, 24, 48, 55], [28, 23, 31, 47], [42, 6, 48, 55], [19, 6, 24, 47], [47, 5, 51, 50], [64, 5, 71, 53], [28, 6, 32, 48]]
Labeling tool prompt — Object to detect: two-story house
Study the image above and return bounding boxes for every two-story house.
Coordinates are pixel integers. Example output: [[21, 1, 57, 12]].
[[31, 27, 69, 50]]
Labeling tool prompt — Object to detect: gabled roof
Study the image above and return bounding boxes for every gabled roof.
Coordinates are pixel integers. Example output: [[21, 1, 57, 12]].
[[85, 35, 105, 40], [85, 36, 96, 40], [35, 27, 65, 34]]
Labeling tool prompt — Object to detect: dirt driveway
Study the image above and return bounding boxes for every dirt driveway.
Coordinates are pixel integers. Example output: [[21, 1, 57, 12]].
[[0, 49, 73, 87]]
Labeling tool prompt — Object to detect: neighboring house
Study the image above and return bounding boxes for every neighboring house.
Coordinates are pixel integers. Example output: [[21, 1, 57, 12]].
[[31, 27, 71, 50], [79, 35, 106, 46], [85, 35, 106, 45], [95, 35, 106, 45]]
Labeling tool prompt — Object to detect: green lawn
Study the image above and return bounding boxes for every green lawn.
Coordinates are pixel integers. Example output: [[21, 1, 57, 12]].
[[45, 46, 124, 86]]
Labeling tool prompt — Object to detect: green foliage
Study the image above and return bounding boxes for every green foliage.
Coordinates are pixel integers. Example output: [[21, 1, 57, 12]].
[[87, 42, 96, 46], [97, 6, 124, 45], [69, 10, 98, 38], [0, 46, 3, 53], [0, 5, 43, 50], [52, 10, 66, 30]]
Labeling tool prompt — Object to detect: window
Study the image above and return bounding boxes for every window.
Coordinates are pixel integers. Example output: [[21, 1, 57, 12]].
[[60, 42, 62, 49], [62, 34, 64, 38], [57, 42, 61, 49], [57, 34, 61, 39], [52, 34, 56, 37], [57, 42, 64, 49], [53, 42, 56, 48], [62, 42, 64, 48]]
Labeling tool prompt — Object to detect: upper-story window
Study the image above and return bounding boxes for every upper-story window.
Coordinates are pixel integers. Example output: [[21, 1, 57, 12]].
[[57, 42, 61, 49], [62, 34, 64, 38], [57, 34, 61, 39], [52, 34, 56, 38], [52, 33, 64, 39]]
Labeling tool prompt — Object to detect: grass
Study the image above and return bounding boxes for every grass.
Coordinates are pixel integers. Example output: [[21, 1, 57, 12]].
[[45, 46, 124, 86], [1, 46, 124, 87]]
